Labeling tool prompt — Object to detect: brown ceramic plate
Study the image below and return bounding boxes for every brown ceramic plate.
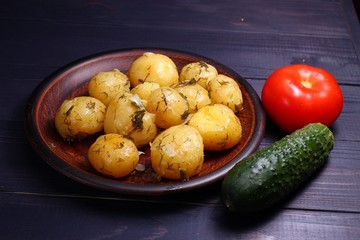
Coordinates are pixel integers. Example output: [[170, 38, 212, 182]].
[[24, 48, 265, 195]]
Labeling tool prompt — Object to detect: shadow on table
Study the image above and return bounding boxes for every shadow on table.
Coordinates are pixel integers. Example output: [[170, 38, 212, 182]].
[[215, 158, 329, 233], [354, 0, 360, 22]]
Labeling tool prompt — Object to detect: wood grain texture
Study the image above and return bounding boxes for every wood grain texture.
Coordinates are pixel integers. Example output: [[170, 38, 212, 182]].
[[1, 0, 360, 239], [1, 19, 359, 83], [0, 0, 349, 38], [1, 193, 360, 240], [23, 48, 265, 195], [1, 1, 359, 83], [1, 136, 359, 212]]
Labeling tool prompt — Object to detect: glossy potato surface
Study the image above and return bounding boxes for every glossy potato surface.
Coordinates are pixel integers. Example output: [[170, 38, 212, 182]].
[[55, 96, 106, 141], [88, 134, 139, 178], [88, 69, 130, 106], [188, 104, 242, 151], [146, 87, 189, 129], [208, 74, 243, 113], [150, 125, 204, 180], [179, 61, 218, 89], [129, 52, 179, 87], [173, 80, 211, 113]]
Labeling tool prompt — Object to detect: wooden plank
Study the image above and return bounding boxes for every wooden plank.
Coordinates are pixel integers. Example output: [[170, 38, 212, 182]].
[[0, 133, 359, 212], [0, 0, 349, 38], [1, 1, 359, 239], [0, 73, 359, 213], [1, 192, 359, 240], [342, 0, 360, 58], [1, 19, 360, 84]]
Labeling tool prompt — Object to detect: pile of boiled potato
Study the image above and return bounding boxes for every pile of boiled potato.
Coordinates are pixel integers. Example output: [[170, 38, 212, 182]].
[[54, 52, 243, 181]]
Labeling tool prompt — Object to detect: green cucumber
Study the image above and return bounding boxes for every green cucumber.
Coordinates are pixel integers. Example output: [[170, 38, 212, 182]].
[[221, 123, 334, 213]]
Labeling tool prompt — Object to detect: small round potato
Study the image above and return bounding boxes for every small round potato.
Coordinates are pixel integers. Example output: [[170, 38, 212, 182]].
[[146, 87, 190, 129], [179, 61, 218, 90], [150, 125, 204, 180], [55, 96, 106, 141], [88, 69, 130, 106], [88, 134, 139, 178], [128, 111, 158, 148], [104, 93, 140, 136], [104, 93, 157, 147], [130, 81, 161, 102], [173, 79, 211, 113], [129, 52, 179, 87], [208, 74, 243, 113], [187, 104, 242, 151]]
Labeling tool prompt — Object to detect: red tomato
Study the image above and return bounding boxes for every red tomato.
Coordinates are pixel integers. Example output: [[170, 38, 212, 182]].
[[261, 64, 343, 132]]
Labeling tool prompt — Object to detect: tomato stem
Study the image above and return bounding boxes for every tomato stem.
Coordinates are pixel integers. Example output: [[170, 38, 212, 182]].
[[301, 80, 312, 88]]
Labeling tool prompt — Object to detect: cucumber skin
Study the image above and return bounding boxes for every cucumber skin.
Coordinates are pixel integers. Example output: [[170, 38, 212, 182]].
[[221, 123, 334, 213]]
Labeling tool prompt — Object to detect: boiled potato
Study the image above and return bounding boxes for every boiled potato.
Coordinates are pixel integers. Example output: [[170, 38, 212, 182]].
[[88, 134, 139, 178], [104, 92, 138, 135], [104, 93, 157, 147], [179, 61, 218, 89], [88, 69, 130, 106], [188, 104, 242, 151], [130, 81, 161, 108], [150, 125, 204, 180], [208, 74, 243, 113], [173, 79, 211, 113], [129, 52, 179, 87], [55, 96, 106, 141], [146, 87, 190, 129], [128, 111, 158, 148]]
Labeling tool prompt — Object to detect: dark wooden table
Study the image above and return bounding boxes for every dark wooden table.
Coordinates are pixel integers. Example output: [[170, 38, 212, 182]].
[[1, 0, 360, 239]]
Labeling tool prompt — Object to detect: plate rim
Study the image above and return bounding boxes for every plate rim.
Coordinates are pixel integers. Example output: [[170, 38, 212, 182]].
[[24, 47, 266, 195]]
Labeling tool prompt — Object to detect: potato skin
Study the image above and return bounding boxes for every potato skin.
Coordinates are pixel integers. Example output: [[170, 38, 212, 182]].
[[103, 93, 139, 136], [146, 87, 189, 129], [208, 74, 243, 113], [88, 69, 130, 106], [128, 111, 158, 148], [55, 96, 106, 141], [188, 104, 242, 151], [179, 61, 218, 90], [104, 93, 157, 147], [173, 80, 211, 113], [129, 52, 179, 87], [88, 134, 139, 178], [150, 125, 204, 180], [130, 82, 161, 101]]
